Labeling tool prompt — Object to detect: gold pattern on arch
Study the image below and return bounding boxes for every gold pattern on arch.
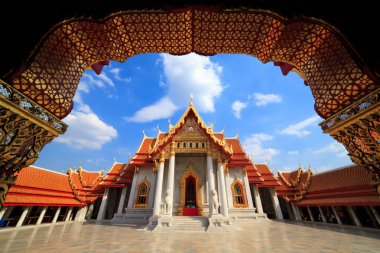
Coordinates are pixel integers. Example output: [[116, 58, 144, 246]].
[[133, 176, 150, 208], [231, 177, 248, 208], [178, 163, 203, 216]]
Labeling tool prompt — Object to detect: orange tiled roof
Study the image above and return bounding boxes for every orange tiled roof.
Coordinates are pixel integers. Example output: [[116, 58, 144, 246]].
[[4, 166, 84, 207], [289, 164, 380, 206], [254, 164, 281, 187], [276, 167, 312, 201], [99, 162, 128, 187], [67, 168, 104, 203]]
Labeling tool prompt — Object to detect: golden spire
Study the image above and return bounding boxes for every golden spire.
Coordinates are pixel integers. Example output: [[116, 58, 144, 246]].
[[190, 93, 193, 105]]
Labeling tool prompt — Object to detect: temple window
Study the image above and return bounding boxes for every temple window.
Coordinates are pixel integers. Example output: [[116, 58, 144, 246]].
[[202, 143, 205, 148], [231, 178, 248, 208], [183, 142, 186, 148], [190, 142, 192, 148], [177, 142, 180, 148], [196, 143, 199, 148], [134, 177, 150, 208]]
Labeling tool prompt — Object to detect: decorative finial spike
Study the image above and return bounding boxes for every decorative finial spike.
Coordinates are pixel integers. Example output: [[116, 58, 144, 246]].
[[143, 129, 146, 137], [190, 93, 193, 105], [156, 125, 160, 132]]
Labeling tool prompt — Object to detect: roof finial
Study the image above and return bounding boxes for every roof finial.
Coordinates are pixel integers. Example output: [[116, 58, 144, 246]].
[[143, 129, 146, 137], [190, 92, 193, 105], [156, 125, 161, 132], [168, 118, 173, 129]]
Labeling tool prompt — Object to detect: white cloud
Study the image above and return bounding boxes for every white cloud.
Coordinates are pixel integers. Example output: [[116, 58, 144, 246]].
[[124, 97, 177, 123], [231, 100, 248, 119], [280, 115, 321, 137], [242, 133, 279, 163], [55, 106, 117, 150], [252, 93, 282, 106], [314, 141, 347, 157], [109, 67, 131, 83], [288, 151, 299, 156], [126, 53, 224, 122]]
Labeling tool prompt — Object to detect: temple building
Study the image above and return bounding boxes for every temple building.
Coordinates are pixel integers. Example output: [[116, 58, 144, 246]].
[[276, 164, 380, 228], [0, 166, 104, 228], [95, 101, 283, 230]]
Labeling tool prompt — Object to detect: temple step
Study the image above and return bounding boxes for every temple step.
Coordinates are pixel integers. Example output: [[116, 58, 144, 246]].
[[171, 216, 208, 231]]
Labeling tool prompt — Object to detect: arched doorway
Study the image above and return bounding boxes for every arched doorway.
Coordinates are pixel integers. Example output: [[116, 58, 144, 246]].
[[178, 164, 203, 216], [184, 175, 197, 215]]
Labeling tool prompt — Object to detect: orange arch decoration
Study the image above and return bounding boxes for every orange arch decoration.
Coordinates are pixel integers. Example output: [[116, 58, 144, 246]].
[[9, 7, 378, 119]]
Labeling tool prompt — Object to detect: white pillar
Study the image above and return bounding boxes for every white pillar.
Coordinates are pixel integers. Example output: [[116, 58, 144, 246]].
[[153, 152, 165, 216], [52, 207, 61, 223], [270, 188, 283, 220], [165, 142, 175, 216], [16, 207, 30, 227], [1, 206, 14, 221], [217, 160, 228, 217], [370, 206, 380, 225], [347, 206, 362, 227], [332, 206, 343, 225], [318, 206, 327, 223], [117, 186, 128, 214], [306, 206, 314, 222], [243, 169, 254, 209], [65, 207, 73, 222], [252, 185, 264, 213], [224, 168, 233, 208], [0, 207, 8, 220], [97, 188, 109, 221], [36, 207, 48, 225], [128, 167, 139, 208], [291, 202, 301, 221], [207, 152, 217, 215]]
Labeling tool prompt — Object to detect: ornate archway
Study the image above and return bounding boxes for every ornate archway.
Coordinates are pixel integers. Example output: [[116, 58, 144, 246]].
[[1, 5, 380, 207], [178, 163, 203, 216]]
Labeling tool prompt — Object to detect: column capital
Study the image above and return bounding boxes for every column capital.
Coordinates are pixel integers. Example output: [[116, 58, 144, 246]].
[[170, 141, 176, 156], [159, 151, 166, 163]]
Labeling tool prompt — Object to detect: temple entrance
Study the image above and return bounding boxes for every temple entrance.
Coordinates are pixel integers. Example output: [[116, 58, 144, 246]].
[[184, 175, 197, 216], [178, 164, 203, 216]]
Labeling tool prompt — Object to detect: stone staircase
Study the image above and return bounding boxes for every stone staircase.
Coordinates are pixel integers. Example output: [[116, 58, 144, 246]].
[[171, 216, 209, 231]]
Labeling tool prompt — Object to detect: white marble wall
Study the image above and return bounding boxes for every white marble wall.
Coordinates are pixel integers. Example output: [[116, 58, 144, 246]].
[[227, 167, 250, 209], [131, 166, 155, 208]]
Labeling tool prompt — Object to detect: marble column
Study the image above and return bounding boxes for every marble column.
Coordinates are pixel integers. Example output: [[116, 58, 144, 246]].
[[117, 186, 128, 214], [0, 207, 8, 220], [165, 142, 176, 215], [153, 152, 165, 216], [16, 207, 30, 227], [347, 206, 362, 227], [224, 168, 233, 208], [243, 169, 254, 209], [270, 188, 283, 220], [207, 150, 217, 215], [318, 206, 327, 223], [370, 206, 380, 225], [52, 207, 61, 223], [291, 202, 301, 221], [217, 159, 228, 217], [36, 207, 48, 225], [1, 206, 13, 222], [306, 206, 314, 222], [332, 206, 343, 225], [65, 207, 73, 222], [252, 185, 264, 213], [97, 188, 109, 221], [127, 167, 139, 208]]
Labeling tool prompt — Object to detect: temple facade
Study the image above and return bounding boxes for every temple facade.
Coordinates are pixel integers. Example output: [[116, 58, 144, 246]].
[[96, 102, 283, 230]]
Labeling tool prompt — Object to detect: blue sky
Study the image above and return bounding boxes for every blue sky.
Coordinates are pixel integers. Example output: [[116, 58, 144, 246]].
[[35, 53, 352, 174]]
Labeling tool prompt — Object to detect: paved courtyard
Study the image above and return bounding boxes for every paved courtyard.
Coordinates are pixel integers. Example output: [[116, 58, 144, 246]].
[[1, 220, 380, 253]]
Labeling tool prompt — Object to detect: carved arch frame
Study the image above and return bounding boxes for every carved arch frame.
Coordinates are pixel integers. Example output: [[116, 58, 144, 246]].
[[178, 163, 203, 216], [231, 177, 248, 208], [133, 176, 150, 208]]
